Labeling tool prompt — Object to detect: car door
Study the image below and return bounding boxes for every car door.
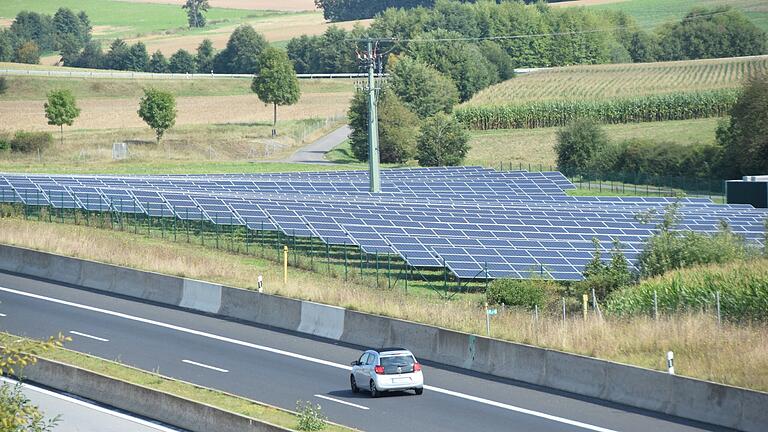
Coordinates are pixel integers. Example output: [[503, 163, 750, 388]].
[[354, 353, 369, 385], [364, 352, 377, 384]]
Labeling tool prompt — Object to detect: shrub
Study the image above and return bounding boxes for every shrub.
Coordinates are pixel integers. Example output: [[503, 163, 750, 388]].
[[295, 400, 326, 431], [611, 138, 724, 179], [555, 119, 608, 177], [717, 74, 768, 178], [606, 259, 768, 322], [486, 278, 555, 310], [636, 203, 758, 278], [577, 239, 634, 301], [416, 113, 469, 167], [0, 132, 10, 152], [10, 131, 53, 153], [0, 77, 7, 95]]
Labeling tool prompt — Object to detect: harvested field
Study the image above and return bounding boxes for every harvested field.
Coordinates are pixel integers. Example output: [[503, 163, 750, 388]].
[[121, 0, 317, 11], [0, 92, 352, 131], [131, 13, 370, 54]]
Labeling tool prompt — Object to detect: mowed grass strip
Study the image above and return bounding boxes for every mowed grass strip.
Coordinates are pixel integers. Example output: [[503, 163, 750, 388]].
[[466, 56, 768, 106], [0, 217, 766, 392], [0, 334, 353, 432]]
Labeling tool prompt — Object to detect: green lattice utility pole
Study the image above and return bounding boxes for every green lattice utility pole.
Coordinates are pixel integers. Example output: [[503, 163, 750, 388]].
[[365, 39, 381, 193]]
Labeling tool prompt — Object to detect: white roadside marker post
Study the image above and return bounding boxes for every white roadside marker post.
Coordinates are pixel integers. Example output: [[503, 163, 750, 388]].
[[667, 351, 675, 375]]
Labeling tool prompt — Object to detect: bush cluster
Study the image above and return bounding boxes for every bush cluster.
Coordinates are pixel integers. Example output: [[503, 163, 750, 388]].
[[550, 74, 768, 182], [9, 131, 53, 154], [486, 278, 556, 310]]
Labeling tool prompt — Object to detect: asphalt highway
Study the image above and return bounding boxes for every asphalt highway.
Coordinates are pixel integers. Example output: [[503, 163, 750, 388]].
[[0, 271, 731, 432]]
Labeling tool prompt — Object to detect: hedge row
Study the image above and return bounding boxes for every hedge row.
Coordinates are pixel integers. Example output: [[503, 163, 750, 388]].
[[454, 89, 740, 130]]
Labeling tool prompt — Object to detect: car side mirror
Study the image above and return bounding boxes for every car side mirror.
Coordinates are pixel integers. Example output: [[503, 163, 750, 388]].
[[351, 361, 360, 366]]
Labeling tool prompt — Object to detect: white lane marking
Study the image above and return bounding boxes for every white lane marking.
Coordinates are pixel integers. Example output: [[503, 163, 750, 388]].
[[425, 386, 618, 432], [182, 359, 229, 373], [0, 376, 179, 432], [70, 330, 109, 342], [314, 394, 369, 410], [0, 286, 618, 432], [0, 313, 7, 317]]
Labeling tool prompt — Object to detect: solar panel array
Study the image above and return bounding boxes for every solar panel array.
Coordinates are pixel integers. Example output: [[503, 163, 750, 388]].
[[1, 166, 765, 281]]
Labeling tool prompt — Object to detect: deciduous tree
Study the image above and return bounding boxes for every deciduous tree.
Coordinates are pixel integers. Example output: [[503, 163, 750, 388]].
[[182, 0, 210, 28], [251, 47, 301, 136], [44, 89, 81, 146], [138, 88, 177, 144]]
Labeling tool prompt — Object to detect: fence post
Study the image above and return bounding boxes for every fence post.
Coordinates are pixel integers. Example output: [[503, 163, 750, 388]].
[[562, 297, 566, 323], [654, 290, 658, 320], [716, 291, 721, 326]]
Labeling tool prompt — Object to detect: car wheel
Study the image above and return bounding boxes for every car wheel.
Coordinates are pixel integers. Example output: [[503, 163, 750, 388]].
[[369, 380, 380, 398], [414, 387, 423, 395], [350, 375, 359, 393]]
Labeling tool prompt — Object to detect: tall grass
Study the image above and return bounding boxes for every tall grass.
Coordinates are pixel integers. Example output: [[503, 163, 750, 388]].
[[1, 218, 767, 391], [455, 89, 739, 130]]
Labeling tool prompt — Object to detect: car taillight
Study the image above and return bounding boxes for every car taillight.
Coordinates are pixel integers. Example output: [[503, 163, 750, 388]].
[[413, 363, 422, 372], [374, 365, 385, 375]]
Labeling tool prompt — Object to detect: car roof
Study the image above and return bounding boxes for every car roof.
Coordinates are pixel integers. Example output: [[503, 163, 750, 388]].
[[372, 347, 412, 355]]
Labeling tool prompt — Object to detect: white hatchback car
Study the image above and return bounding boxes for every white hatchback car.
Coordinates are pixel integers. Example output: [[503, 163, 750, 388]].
[[350, 348, 424, 397]]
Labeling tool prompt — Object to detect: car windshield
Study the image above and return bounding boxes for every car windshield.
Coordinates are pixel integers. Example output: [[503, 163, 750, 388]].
[[380, 355, 415, 374]]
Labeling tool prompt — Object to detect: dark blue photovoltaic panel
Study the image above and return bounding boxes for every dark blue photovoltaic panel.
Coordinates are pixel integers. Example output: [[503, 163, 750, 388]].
[[1, 167, 766, 281]]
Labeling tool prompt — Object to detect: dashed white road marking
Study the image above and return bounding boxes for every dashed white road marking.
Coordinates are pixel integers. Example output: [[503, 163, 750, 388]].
[[70, 330, 109, 342], [314, 394, 369, 410], [182, 359, 229, 373], [0, 285, 619, 432], [0, 313, 7, 317]]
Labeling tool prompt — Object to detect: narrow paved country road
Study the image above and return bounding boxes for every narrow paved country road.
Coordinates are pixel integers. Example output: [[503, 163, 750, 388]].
[[286, 125, 350, 164], [0, 271, 729, 432], [1, 377, 183, 432]]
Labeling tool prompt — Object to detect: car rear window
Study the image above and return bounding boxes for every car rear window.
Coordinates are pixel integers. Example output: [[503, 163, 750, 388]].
[[380, 355, 415, 374]]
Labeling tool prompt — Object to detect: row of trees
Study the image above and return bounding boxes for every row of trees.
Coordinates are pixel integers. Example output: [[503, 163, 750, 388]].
[[313, 0, 566, 21], [0, 8, 92, 64], [62, 25, 268, 74], [554, 74, 768, 181]]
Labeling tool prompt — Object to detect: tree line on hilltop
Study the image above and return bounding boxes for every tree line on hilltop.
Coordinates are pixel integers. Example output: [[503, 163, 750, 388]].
[[313, 0, 570, 22]]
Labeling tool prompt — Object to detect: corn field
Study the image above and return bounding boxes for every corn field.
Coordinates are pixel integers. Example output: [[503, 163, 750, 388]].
[[455, 89, 740, 130], [467, 55, 768, 105]]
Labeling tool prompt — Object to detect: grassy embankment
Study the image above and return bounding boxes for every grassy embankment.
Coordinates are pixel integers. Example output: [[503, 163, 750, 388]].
[[1, 217, 766, 392], [0, 334, 352, 432]]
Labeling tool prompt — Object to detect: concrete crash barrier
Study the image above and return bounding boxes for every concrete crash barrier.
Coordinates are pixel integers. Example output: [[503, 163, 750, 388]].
[[22, 357, 291, 432], [3, 244, 768, 431]]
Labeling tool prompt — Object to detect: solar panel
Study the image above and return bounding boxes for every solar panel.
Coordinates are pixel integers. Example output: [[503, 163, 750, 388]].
[[0, 168, 764, 281]]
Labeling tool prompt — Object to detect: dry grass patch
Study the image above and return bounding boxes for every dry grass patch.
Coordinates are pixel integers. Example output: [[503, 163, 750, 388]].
[[1, 217, 767, 392], [0, 92, 352, 131]]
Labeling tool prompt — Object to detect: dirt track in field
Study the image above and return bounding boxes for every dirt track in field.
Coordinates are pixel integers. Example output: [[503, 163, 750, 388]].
[[121, 0, 317, 11], [0, 92, 352, 132]]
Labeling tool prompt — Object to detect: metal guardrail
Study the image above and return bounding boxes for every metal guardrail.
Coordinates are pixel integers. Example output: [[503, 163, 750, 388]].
[[0, 69, 373, 80]]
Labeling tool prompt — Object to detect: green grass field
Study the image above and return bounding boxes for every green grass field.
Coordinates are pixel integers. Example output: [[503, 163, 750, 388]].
[[466, 117, 722, 169], [587, 0, 768, 33], [466, 56, 768, 106], [0, 0, 275, 39]]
